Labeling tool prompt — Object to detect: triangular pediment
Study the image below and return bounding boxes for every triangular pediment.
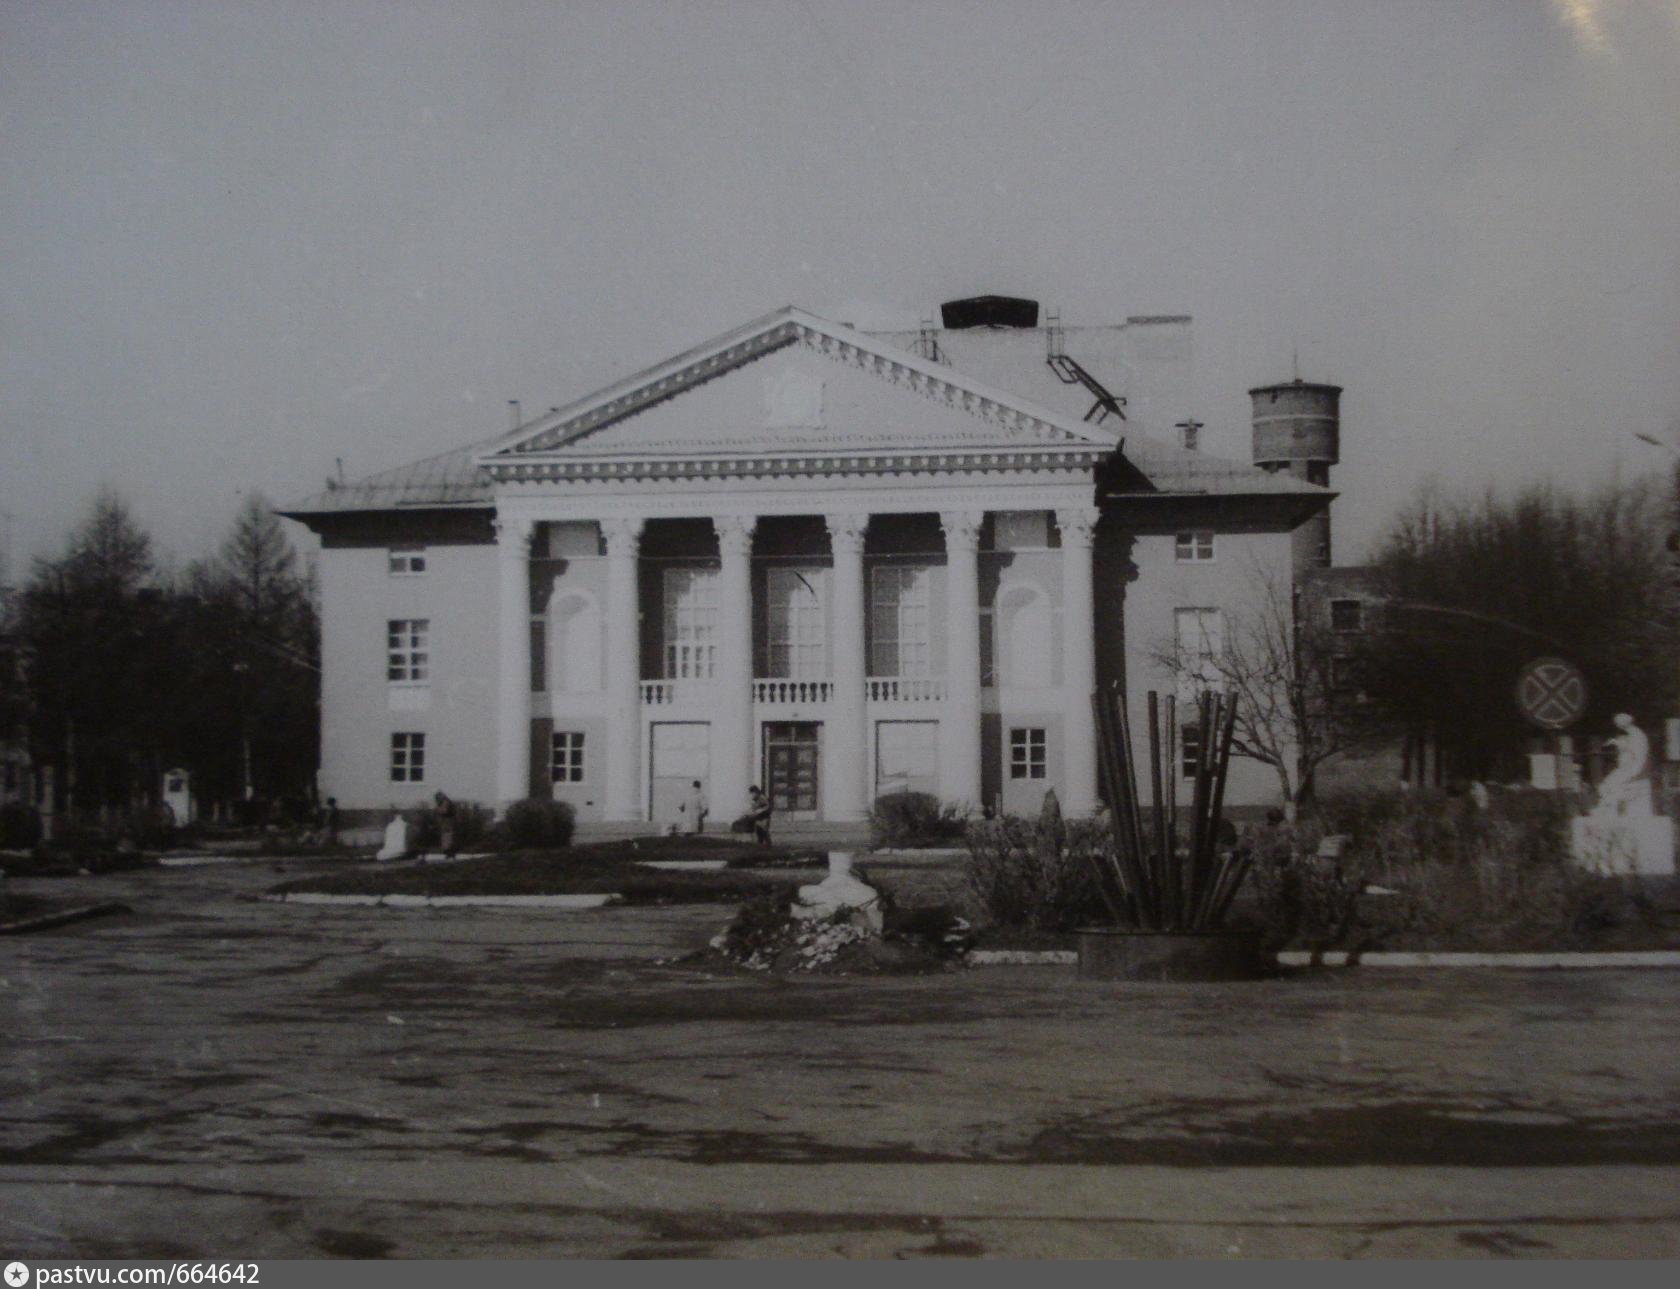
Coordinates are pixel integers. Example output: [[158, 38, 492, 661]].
[[481, 308, 1116, 467]]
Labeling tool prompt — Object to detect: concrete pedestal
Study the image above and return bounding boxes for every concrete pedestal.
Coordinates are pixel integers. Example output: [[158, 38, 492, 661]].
[[793, 851, 883, 932], [1571, 807, 1676, 878]]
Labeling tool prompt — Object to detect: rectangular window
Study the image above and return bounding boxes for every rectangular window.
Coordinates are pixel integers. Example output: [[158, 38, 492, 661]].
[[390, 732, 425, 782], [1009, 727, 1047, 780], [1173, 608, 1224, 699], [550, 731, 585, 784], [1330, 655, 1364, 693], [386, 619, 430, 682], [766, 567, 826, 678], [662, 568, 718, 680], [1330, 599, 1363, 632], [1181, 722, 1201, 779], [1174, 531, 1215, 562], [870, 565, 932, 677], [388, 546, 427, 576]]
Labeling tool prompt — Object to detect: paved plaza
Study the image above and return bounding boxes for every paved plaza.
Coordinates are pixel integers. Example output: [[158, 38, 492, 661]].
[[4, 861, 1680, 1258]]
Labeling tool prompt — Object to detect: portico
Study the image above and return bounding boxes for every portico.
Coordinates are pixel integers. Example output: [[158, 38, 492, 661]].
[[492, 494, 1104, 825]]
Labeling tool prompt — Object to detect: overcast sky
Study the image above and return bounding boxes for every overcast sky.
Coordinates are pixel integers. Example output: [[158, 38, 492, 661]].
[[3, 0, 1677, 575]]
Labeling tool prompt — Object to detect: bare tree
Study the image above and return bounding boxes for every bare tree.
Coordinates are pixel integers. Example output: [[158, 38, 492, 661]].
[[1152, 565, 1378, 816]]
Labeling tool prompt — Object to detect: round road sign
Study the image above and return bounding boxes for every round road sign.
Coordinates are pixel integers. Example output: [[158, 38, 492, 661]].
[[1516, 657, 1588, 731]]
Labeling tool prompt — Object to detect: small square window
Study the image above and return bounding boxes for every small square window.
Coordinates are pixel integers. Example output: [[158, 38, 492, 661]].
[[388, 546, 427, 576], [1174, 531, 1215, 562], [1009, 727, 1047, 780], [387, 619, 430, 682], [1330, 599, 1363, 632], [551, 731, 585, 784], [391, 732, 425, 783]]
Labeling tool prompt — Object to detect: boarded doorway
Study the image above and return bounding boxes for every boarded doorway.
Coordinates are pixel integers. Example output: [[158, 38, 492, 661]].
[[649, 722, 710, 827]]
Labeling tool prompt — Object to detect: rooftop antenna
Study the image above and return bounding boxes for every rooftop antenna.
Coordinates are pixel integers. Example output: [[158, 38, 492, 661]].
[[508, 399, 522, 430]]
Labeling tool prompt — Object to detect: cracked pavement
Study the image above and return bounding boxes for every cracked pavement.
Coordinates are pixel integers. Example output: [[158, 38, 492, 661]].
[[3, 860, 1680, 1258]]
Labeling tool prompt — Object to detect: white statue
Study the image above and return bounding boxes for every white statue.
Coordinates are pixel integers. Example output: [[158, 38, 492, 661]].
[[1572, 712, 1673, 877], [1591, 713, 1651, 820], [376, 812, 409, 861]]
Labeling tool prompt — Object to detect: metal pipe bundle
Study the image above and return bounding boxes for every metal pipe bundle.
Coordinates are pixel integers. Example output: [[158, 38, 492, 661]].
[[1088, 684, 1248, 931]]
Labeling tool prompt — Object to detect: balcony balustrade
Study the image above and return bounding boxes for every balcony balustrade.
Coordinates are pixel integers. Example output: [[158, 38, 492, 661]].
[[865, 676, 946, 703], [638, 676, 947, 705], [751, 679, 834, 705]]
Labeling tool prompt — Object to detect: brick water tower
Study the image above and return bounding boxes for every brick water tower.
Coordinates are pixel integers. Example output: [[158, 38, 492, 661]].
[[1250, 378, 1342, 575]]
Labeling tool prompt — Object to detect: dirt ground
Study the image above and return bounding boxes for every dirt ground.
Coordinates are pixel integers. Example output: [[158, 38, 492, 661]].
[[3, 859, 1680, 1259]]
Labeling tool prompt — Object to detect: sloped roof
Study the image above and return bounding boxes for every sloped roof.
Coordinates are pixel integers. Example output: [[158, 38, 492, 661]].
[[281, 439, 494, 516], [284, 306, 1329, 516]]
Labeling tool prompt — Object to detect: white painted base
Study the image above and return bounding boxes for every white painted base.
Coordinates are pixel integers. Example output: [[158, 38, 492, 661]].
[[793, 851, 884, 932], [1571, 809, 1675, 877]]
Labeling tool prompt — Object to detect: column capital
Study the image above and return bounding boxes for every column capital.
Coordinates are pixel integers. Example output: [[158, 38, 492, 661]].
[[824, 513, 869, 556], [600, 516, 644, 557], [939, 509, 985, 553], [1054, 506, 1102, 549], [713, 515, 756, 560], [494, 516, 536, 556]]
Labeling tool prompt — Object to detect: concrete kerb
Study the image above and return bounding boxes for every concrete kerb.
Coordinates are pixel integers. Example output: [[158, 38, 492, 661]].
[[260, 892, 621, 909], [965, 948, 1680, 969]]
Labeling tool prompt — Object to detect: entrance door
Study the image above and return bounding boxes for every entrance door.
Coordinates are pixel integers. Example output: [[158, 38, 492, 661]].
[[764, 722, 820, 818], [649, 722, 710, 826]]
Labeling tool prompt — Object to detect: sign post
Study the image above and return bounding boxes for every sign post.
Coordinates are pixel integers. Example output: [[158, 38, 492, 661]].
[[1516, 657, 1588, 790]]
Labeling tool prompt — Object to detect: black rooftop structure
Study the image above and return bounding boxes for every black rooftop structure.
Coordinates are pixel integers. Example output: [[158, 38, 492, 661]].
[[940, 295, 1040, 329]]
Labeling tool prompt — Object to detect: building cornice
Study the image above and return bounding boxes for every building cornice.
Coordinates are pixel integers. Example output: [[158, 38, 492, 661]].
[[480, 443, 1106, 486]]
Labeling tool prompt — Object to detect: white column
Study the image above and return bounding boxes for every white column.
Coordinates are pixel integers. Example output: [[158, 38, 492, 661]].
[[939, 510, 984, 808], [712, 516, 756, 821], [825, 513, 870, 822], [602, 516, 644, 822], [1057, 506, 1102, 815], [494, 516, 536, 810]]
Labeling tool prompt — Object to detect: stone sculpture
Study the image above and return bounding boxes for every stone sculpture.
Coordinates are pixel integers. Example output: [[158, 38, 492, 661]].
[[1571, 715, 1673, 876]]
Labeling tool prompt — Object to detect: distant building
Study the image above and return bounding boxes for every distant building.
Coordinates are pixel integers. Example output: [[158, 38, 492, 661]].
[[283, 299, 1332, 825]]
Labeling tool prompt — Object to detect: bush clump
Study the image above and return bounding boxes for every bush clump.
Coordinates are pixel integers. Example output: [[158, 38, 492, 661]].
[[500, 798, 576, 850], [965, 815, 1109, 934], [0, 803, 44, 850], [869, 792, 967, 849], [411, 800, 495, 852], [1245, 788, 1665, 952]]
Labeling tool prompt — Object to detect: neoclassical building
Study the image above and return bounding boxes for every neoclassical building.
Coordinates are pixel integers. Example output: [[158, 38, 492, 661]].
[[285, 301, 1329, 826]]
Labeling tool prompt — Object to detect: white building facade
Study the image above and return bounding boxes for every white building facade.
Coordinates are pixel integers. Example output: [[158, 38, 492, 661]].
[[286, 305, 1329, 826]]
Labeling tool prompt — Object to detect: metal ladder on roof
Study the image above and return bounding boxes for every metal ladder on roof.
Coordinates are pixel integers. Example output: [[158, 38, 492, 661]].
[[1045, 310, 1126, 424]]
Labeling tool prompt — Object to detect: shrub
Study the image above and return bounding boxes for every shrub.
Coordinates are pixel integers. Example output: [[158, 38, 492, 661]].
[[869, 792, 968, 849], [1251, 788, 1653, 951], [411, 800, 495, 852], [500, 798, 576, 850], [0, 803, 43, 850], [965, 815, 1109, 933]]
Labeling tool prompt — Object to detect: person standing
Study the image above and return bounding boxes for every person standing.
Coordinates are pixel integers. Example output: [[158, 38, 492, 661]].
[[748, 784, 773, 847], [682, 779, 709, 835], [433, 790, 458, 857]]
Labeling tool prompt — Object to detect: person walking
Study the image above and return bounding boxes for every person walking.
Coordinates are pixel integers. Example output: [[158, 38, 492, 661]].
[[747, 784, 773, 847], [682, 779, 709, 835]]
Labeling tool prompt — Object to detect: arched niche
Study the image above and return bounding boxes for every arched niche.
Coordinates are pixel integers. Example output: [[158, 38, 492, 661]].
[[549, 590, 603, 694], [996, 582, 1052, 688]]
